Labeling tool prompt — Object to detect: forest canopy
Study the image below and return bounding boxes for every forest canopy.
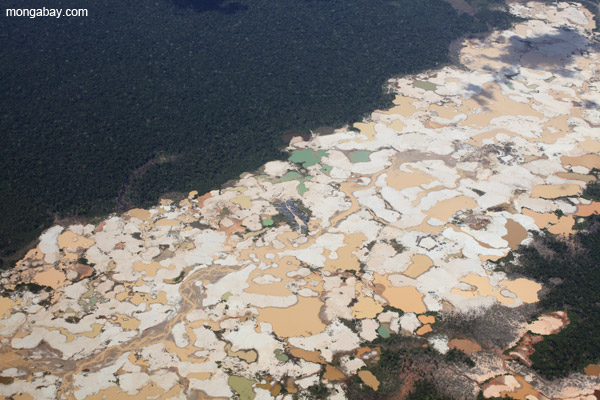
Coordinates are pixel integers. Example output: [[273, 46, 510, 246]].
[[0, 0, 496, 259], [505, 211, 600, 378]]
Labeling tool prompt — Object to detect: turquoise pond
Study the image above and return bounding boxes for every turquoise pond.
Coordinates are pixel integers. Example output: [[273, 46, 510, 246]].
[[288, 149, 329, 168]]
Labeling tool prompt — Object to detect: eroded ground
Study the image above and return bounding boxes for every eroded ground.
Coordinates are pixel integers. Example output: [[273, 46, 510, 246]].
[[1, 2, 600, 399]]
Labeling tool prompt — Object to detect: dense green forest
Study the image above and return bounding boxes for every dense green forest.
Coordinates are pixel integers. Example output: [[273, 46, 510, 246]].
[[0, 0, 494, 260], [505, 212, 600, 379]]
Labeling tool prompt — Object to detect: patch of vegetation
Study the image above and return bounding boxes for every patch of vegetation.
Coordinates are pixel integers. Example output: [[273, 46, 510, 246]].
[[78, 257, 90, 265], [406, 379, 451, 400], [476, 391, 517, 400], [218, 208, 232, 218], [502, 142, 515, 154], [474, 8, 525, 30], [305, 384, 330, 399], [346, 348, 408, 396], [505, 214, 600, 378], [465, 0, 505, 6], [582, 176, 600, 201], [131, 232, 142, 240], [343, 309, 496, 399], [64, 315, 82, 324], [572, 216, 592, 231], [444, 348, 475, 368], [437, 304, 531, 350], [388, 239, 407, 253], [465, 0, 529, 30], [339, 318, 360, 333], [492, 251, 514, 267], [346, 333, 442, 398], [296, 202, 314, 221], [170, 271, 186, 284], [270, 212, 287, 226], [13, 282, 52, 295], [381, 305, 405, 315]]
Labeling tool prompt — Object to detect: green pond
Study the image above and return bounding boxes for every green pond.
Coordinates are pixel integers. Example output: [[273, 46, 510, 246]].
[[276, 171, 303, 182], [413, 80, 437, 91], [271, 170, 313, 196], [289, 149, 328, 168], [274, 349, 289, 361], [321, 164, 333, 174], [377, 324, 391, 338], [349, 151, 372, 163], [297, 176, 313, 195], [222, 292, 233, 301], [228, 376, 255, 400]]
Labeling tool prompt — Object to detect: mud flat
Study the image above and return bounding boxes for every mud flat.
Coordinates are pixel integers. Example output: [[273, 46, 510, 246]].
[[1, 1, 600, 399]]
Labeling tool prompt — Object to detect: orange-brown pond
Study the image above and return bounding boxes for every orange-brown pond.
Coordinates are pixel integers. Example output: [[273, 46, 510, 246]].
[[448, 339, 481, 354], [502, 219, 528, 249], [576, 202, 600, 217], [358, 370, 380, 391], [561, 154, 600, 170], [584, 364, 600, 376], [257, 297, 325, 338], [323, 365, 345, 381], [404, 255, 434, 279], [33, 268, 67, 289], [375, 274, 427, 313], [531, 184, 581, 199]]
